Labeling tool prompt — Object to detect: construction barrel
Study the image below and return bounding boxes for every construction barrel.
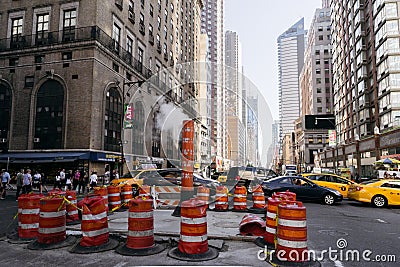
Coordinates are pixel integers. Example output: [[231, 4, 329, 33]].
[[214, 186, 229, 211], [107, 185, 122, 211], [37, 196, 66, 244], [233, 186, 247, 210], [17, 194, 42, 239]]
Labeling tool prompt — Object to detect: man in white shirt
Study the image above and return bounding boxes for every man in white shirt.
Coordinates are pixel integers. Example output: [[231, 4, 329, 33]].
[[89, 171, 98, 190]]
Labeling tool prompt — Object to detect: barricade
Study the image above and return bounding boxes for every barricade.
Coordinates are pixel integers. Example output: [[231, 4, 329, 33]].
[[27, 195, 75, 250], [121, 184, 133, 207], [107, 185, 121, 211], [233, 186, 247, 211], [66, 191, 79, 224], [94, 187, 108, 211], [70, 195, 118, 254], [168, 198, 218, 261], [196, 186, 210, 207], [153, 186, 181, 208], [214, 186, 229, 211], [239, 214, 266, 236], [250, 185, 266, 210], [138, 185, 151, 198], [115, 198, 165, 256], [276, 202, 307, 262], [11, 194, 42, 242]]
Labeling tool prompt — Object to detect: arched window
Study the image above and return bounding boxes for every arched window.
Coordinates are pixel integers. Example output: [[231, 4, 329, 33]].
[[132, 101, 144, 155], [0, 83, 11, 151], [34, 80, 64, 149], [104, 88, 122, 152]]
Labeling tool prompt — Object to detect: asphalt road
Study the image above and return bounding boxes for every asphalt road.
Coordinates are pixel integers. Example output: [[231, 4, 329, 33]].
[[0, 191, 399, 266]]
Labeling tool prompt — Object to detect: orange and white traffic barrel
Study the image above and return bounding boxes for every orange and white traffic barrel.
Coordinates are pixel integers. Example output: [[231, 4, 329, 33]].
[[107, 185, 121, 211], [37, 196, 66, 244], [115, 197, 165, 256], [48, 188, 66, 198], [274, 190, 296, 201], [94, 187, 108, 211], [214, 186, 228, 211], [121, 184, 133, 207], [239, 214, 266, 236], [251, 185, 266, 209], [276, 202, 308, 262], [17, 194, 42, 239], [66, 190, 79, 223], [80, 196, 109, 246], [196, 186, 210, 206], [168, 198, 218, 261], [233, 186, 247, 211]]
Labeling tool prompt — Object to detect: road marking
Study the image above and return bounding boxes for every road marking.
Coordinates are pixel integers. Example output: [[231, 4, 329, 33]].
[[112, 263, 127, 267], [376, 219, 386, 223], [334, 260, 345, 267]]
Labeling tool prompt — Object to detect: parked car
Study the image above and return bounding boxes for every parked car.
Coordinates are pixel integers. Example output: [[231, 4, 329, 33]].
[[261, 176, 343, 205], [348, 179, 400, 207], [301, 173, 358, 198]]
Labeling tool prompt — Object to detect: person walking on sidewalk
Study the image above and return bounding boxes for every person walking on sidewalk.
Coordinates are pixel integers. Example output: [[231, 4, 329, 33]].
[[73, 170, 80, 191], [65, 170, 72, 191], [89, 171, 98, 190], [16, 169, 24, 199], [32, 171, 42, 193], [22, 169, 32, 194], [60, 169, 66, 190], [41, 172, 49, 193], [1, 169, 10, 199]]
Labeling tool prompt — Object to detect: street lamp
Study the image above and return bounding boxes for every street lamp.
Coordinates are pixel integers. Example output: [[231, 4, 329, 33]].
[[115, 79, 145, 176]]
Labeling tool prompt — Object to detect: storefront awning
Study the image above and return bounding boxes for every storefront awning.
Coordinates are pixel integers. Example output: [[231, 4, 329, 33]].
[[0, 152, 90, 164]]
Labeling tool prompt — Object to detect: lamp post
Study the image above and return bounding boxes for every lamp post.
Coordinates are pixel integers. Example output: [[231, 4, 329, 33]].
[[116, 79, 145, 176]]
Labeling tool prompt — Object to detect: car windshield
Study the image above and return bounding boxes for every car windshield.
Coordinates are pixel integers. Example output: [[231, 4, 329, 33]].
[[122, 170, 140, 178]]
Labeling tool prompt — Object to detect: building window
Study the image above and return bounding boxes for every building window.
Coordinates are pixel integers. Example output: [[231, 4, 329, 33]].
[[25, 76, 34, 88], [104, 88, 122, 152], [9, 58, 19, 66], [34, 80, 64, 149], [316, 59, 320, 65], [140, 0, 144, 8], [157, 16, 161, 30], [62, 51, 72, 60], [10, 17, 23, 47], [138, 47, 143, 72], [150, 4, 154, 17], [127, 36, 133, 54], [316, 68, 321, 74], [318, 35, 323, 41], [112, 62, 119, 72], [128, 0, 135, 22], [317, 88, 322, 93], [112, 23, 121, 52], [315, 50, 320, 55], [35, 55, 45, 64], [316, 78, 322, 84], [317, 107, 322, 113], [62, 9, 76, 41], [36, 14, 49, 45], [317, 97, 322, 103], [0, 83, 12, 151]]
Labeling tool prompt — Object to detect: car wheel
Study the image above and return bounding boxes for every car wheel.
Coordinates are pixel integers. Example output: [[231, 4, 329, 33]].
[[323, 193, 335, 205], [372, 195, 387, 208]]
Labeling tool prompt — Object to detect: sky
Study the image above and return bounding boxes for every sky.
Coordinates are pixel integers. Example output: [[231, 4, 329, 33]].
[[225, 0, 323, 120]]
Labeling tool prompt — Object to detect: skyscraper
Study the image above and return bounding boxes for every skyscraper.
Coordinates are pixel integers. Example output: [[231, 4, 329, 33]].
[[278, 18, 306, 157]]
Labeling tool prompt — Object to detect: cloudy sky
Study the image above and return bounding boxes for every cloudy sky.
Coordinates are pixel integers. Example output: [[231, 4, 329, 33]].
[[225, 0, 323, 120]]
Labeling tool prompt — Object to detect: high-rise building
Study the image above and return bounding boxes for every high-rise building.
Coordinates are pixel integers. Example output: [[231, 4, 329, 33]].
[[0, 0, 203, 174], [317, 0, 400, 176], [225, 30, 245, 166], [201, 0, 227, 170], [278, 18, 306, 161]]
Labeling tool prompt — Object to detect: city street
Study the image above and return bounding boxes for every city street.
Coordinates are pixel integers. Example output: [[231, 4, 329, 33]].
[[1, 191, 399, 266]]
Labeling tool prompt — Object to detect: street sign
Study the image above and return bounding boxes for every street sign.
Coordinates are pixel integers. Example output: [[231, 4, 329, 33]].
[[328, 130, 336, 147]]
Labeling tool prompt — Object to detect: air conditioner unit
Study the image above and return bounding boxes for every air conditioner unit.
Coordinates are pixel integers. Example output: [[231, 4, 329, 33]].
[[33, 138, 40, 143], [0, 138, 7, 143]]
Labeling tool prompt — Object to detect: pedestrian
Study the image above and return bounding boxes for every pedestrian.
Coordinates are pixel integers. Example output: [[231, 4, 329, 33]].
[[1, 169, 11, 199], [73, 170, 80, 191], [65, 170, 72, 191], [16, 169, 24, 200], [114, 170, 119, 179], [89, 171, 98, 190], [54, 173, 61, 190], [32, 171, 42, 193], [22, 169, 32, 194], [60, 169, 66, 190], [41, 172, 49, 193], [78, 169, 85, 194]]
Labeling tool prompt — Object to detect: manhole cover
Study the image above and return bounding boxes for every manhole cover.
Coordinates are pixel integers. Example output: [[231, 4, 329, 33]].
[[318, 230, 348, 237], [213, 222, 238, 228]]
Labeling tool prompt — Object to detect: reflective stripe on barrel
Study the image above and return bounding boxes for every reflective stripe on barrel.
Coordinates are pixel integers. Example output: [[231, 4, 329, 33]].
[[18, 194, 42, 239], [233, 186, 247, 210], [178, 198, 208, 254], [94, 187, 109, 211], [38, 196, 66, 244], [107, 186, 121, 210], [80, 196, 109, 247], [127, 198, 155, 249], [214, 186, 228, 211], [121, 184, 133, 205], [276, 202, 308, 262]]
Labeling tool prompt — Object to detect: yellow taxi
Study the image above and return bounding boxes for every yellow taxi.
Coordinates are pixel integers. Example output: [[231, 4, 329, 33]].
[[301, 173, 357, 198], [109, 169, 149, 187], [217, 171, 228, 183], [348, 179, 400, 207]]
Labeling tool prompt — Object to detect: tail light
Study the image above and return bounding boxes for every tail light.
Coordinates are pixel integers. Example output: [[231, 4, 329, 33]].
[[235, 175, 240, 181], [355, 186, 363, 191]]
